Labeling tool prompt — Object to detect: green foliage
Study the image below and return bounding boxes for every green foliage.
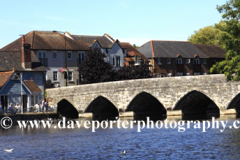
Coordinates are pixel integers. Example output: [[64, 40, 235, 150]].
[[79, 48, 152, 84], [210, 0, 240, 81], [133, 44, 139, 49], [188, 21, 226, 49], [79, 48, 114, 84]]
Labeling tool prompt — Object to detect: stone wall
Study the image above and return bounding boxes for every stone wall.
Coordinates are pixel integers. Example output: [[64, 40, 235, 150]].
[[46, 74, 240, 112]]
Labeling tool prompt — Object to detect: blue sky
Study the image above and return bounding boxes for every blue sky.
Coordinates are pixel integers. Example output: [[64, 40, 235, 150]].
[[0, 0, 227, 48]]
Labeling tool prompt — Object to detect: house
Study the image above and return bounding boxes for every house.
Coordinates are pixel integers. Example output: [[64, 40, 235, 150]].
[[0, 40, 46, 110], [71, 34, 126, 69], [193, 44, 225, 70], [1, 31, 130, 87], [119, 42, 149, 66], [0, 31, 90, 88], [138, 40, 226, 77]]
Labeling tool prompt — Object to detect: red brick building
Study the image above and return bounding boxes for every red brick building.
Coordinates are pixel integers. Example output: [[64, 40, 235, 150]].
[[138, 41, 226, 77]]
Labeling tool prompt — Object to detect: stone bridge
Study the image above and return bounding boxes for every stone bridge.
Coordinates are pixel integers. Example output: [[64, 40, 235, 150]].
[[46, 74, 240, 118]]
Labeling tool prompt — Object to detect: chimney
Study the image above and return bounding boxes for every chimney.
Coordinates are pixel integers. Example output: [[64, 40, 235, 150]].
[[21, 35, 32, 69]]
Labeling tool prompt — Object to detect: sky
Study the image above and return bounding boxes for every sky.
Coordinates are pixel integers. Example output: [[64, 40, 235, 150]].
[[0, 0, 227, 48]]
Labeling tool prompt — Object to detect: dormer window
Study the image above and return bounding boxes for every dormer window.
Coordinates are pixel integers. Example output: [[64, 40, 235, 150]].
[[194, 57, 200, 65], [12, 73, 20, 80], [176, 57, 182, 65]]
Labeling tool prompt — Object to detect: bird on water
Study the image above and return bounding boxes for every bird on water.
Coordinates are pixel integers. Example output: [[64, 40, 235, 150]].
[[4, 149, 13, 152]]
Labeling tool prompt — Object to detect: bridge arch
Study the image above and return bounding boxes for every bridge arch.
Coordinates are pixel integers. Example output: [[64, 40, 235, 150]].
[[227, 92, 240, 113], [57, 99, 79, 118], [85, 96, 119, 118], [126, 91, 166, 116], [173, 90, 219, 115]]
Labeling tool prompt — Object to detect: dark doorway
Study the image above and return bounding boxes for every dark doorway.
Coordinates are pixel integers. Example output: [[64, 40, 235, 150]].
[[1, 96, 8, 110], [22, 95, 28, 112]]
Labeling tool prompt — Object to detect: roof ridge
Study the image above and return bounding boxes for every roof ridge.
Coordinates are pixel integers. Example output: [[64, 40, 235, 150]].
[[151, 40, 190, 42], [71, 34, 102, 37]]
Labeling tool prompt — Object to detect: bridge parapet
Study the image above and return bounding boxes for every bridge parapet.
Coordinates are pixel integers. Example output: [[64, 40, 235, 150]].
[[46, 74, 240, 116]]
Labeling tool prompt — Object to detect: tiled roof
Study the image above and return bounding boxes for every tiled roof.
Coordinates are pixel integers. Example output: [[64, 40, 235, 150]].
[[194, 44, 226, 58], [71, 34, 114, 48], [138, 41, 208, 59], [23, 80, 42, 93], [0, 31, 90, 51], [0, 71, 14, 90], [0, 51, 45, 71], [119, 42, 149, 62]]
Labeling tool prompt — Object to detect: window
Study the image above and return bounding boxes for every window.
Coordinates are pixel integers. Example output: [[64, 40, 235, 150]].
[[116, 56, 120, 67], [78, 53, 85, 64], [186, 58, 190, 64], [176, 57, 182, 65], [186, 73, 190, 76], [113, 56, 120, 67], [203, 59, 207, 64], [194, 72, 200, 75], [53, 71, 58, 81], [135, 56, 141, 65], [67, 52, 72, 60], [167, 58, 171, 64], [31, 95, 34, 106], [113, 57, 115, 66], [38, 52, 46, 58], [161, 73, 165, 77], [53, 52, 57, 59], [31, 95, 39, 106], [203, 73, 207, 75], [177, 72, 183, 76], [68, 71, 73, 81], [158, 58, 162, 65], [194, 57, 200, 65], [168, 73, 172, 77]]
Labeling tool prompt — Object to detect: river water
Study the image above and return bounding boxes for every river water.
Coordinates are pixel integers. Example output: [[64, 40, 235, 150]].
[[0, 115, 240, 159]]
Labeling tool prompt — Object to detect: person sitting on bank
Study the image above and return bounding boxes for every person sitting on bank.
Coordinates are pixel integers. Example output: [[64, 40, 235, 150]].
[[34, 103, 40, 112], [42, 99, 46, 112], [9, 103, 12, 109], [15, 103, 20, 112]]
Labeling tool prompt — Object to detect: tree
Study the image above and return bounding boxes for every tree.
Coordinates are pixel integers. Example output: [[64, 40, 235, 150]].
[[133, 44, 139, 49], [116, 64, 152, 80], [79, 48, 115, 84], [188, 21, 226, 49], [210, 0, 240, 81]]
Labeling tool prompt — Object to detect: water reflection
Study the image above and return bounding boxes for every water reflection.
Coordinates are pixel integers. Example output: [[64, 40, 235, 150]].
[[0, 115, 240, 159]]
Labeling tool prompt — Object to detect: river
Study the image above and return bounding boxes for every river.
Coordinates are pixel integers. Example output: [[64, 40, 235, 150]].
[[0, 115, 240, 159]]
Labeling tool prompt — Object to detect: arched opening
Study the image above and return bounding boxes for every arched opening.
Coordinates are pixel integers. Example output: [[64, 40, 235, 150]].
[[85, 96, 119, 118], [174, 90, 219, 116], [228, 93, 240, 113], [57, 99, 78, 118], [126, 92, 166, 117]]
